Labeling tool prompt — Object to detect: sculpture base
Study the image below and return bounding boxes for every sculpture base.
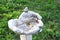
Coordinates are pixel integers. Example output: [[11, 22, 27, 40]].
[[20, 35, 32, 40]]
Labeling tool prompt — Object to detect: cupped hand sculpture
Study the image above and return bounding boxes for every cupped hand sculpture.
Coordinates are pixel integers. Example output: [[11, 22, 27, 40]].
[[8, 19, 43, 35], [8, 7, 43, 40]]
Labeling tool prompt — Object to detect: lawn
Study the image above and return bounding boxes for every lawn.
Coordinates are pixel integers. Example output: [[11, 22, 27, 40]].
[[0, 0, 60, 40]]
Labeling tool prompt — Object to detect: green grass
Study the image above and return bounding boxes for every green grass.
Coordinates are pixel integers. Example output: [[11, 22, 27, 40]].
[[0, 0, 60, 40]]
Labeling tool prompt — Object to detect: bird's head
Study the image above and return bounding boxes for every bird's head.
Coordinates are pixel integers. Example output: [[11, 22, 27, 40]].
[[23, 7, 28, 13]]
